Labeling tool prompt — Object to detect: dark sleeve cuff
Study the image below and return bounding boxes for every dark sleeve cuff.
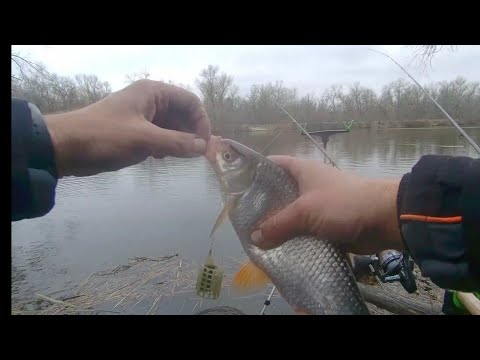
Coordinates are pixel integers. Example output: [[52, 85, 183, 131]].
[[396, 155, 480, 292], [396, 172, 411, 254], [11, 98, 58, 221]]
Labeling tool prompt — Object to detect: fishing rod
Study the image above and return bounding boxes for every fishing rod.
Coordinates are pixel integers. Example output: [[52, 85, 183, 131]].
[[269, 70, 430, 310], [260, 285, 277, 315], [259, 103, 342, 315], [259, 103, 341, 314], [369, 48, 480, 155], [273, 101, 341, 169], [262, 49, 478, 314]]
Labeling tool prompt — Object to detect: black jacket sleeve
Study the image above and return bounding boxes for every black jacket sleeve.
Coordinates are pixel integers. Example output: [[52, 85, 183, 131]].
[[397, 154, 480, 292], [11, 98, 58, 221]]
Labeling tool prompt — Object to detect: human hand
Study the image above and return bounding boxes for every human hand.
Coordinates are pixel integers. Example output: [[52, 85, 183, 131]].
[[44, 79, 211, 177], [250, 155, 403, 255]]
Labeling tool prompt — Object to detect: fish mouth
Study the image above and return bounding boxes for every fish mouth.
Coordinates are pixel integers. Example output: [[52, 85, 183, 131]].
[[221, 139, 264, 160], [205, 136, 264, 165], [205, 135, 231, 198], [205, 135, 261, 200], [205, 135, 222, 165]]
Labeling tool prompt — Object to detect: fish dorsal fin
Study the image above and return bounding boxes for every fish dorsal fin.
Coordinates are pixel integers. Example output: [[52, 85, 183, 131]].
[[232, 260, 271, 294]]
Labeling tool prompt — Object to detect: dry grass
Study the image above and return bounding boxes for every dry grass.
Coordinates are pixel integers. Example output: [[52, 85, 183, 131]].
[[11, 253, 444, 316], [12, 254, 247, 315]]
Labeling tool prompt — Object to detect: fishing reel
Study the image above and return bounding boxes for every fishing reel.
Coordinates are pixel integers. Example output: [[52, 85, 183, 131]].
[[351, 250, 417, 293]]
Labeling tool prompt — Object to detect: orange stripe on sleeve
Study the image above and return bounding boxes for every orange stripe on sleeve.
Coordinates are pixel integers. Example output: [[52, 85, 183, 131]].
[[400, 214, 462, 224]]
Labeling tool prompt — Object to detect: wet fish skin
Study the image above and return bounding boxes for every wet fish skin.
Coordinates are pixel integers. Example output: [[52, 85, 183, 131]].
[[207, 137, 370, 315]]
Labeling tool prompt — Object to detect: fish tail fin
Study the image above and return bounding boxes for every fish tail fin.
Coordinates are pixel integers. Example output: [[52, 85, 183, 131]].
[[232, 260, 271, 294]]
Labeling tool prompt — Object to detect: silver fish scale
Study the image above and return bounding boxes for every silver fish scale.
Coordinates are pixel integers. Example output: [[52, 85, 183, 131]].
[[229, 158, 370, 315]]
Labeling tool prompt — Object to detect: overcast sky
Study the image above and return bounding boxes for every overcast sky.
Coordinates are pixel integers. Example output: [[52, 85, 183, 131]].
[[11, 45, 480, 97]]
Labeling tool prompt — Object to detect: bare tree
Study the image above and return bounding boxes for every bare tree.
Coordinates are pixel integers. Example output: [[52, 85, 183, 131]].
[[12, 53, 480, 128], [75, 74, 111, 104], [195, 65, 234, 124], [167, 80, 194, 92], [12, 52, 112, 114], [125, 69, 151, 84], [408, 45, 457, 70], [196, 65, 219, 122], [11, 52, 46, 81]]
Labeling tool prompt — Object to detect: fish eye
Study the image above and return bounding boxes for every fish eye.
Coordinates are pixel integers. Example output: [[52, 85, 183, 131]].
[[223, 152, 232, 161]]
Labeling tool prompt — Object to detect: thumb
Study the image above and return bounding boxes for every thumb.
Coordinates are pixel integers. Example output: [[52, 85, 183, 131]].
[[251, 198, 307, 250], [143, 123, 207, 158]]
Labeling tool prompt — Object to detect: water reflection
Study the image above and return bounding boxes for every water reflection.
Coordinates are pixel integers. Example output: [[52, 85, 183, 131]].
[[11, 127, 480, 312]]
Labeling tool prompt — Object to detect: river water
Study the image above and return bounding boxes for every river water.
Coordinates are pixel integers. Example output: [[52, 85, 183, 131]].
[[11, 127, 480, 314]]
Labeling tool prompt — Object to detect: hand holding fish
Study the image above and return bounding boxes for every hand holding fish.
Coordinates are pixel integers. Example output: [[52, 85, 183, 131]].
[[206, 136, 370, 314], [251, 156, 404, 255], [44, 80, 211, 177]]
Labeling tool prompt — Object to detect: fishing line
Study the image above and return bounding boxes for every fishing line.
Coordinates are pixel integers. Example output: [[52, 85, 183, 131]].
[[208, 201, 222, 254], [264, 49, 478, 314], [273, 101, 341, 169], [369, 48, 480, 155], [269, 50, 466, 311], [259, 102, 343, 313], [261, 130, 284, 154]]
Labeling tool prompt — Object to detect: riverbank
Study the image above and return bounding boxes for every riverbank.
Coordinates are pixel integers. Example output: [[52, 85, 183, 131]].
[[11, 253, 444, 315], [212, 119, 480, 134]]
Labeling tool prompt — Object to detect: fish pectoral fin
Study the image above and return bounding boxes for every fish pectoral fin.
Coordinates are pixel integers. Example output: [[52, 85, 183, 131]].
[[209, 195, 239, 239], [232, 260, 271, 294]]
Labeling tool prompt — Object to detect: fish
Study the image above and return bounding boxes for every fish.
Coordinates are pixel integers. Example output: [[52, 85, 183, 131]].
[[205, 135, 370, 315]]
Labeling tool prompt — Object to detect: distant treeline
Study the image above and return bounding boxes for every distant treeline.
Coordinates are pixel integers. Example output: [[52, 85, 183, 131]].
[[11, 54, 111, 114], [11, 54, 480, 128], [196, 65, 480, 129]]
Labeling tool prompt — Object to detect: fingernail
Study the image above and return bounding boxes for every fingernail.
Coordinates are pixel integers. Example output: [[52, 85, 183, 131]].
[[251, 229, 264, 246], [194, 138, 207, 154]]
